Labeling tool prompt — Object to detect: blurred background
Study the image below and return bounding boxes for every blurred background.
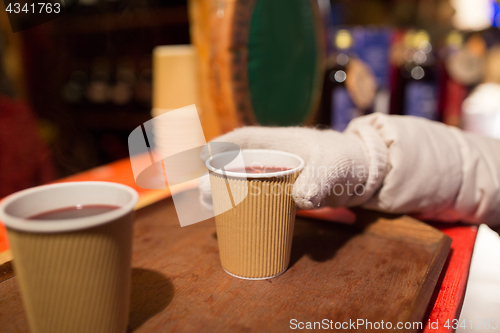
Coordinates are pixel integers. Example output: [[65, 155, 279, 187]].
[[0, 0, 499, 181], [0, 0, 189, 189], [1, 0, 500, 186]]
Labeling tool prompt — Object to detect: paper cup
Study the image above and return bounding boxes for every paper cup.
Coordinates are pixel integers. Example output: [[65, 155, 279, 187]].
[[0, 182, 138, 333], [206, 149, 304, 279]]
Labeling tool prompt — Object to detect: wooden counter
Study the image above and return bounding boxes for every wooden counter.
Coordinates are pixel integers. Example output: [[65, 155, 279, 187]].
[[0, 191, 456, 332]]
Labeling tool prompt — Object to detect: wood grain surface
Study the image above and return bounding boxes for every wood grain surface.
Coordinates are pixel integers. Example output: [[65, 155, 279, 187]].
[[208, 0, 324, 128], [0, 193, 451, 332], [186, 0, 223, 141]]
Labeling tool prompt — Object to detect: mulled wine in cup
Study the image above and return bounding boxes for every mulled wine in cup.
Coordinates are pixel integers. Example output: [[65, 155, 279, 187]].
[[0, 181, 138, 333], [206, 149, 304, 279]]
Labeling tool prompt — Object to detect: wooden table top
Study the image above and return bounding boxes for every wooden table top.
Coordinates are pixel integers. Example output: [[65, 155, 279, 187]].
[[0, 189, 453, 333]]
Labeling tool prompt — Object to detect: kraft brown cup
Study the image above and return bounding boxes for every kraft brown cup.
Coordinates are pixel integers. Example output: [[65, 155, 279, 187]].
[[0, 182, 139, 333], [206, 149, 304, 280]]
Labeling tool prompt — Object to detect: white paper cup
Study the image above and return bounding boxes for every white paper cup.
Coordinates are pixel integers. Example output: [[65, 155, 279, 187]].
[[206, 149, 304, 279], [0, 181, 138, 333]]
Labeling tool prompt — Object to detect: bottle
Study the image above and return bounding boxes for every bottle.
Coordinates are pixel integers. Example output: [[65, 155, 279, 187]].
[[401, 30, 439, 120], [134, 57, 152, 110], [352, 27, 392, 114], [321, 29, 359, 131], [388, 29, 408, 115], [110, 57, 135, 107], [61, 62, 89, 109], [86, 57, 111, 108], [439, 31, 469, 127]]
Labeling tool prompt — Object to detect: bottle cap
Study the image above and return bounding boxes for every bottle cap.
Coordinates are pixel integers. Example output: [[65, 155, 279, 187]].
[[403, 30, 416, 48], [446, 30, 463, 48], [335, 30, 353, 50], [412, 30, 431, 52]]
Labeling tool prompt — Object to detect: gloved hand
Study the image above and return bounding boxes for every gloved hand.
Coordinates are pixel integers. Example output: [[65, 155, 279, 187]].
[[201, 112, 500, 228], [201, 126, 385, 210]]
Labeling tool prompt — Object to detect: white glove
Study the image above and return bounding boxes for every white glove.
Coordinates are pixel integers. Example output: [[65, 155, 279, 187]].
[[202, 113, 500, 228], [202, 126, 385, 210]]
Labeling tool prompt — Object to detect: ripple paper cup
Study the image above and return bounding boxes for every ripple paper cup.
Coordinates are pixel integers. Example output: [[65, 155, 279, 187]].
[[206, 149, 304, 280], [0, 181, 138, 333]]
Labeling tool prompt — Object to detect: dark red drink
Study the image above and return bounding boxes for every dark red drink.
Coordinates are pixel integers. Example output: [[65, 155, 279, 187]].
[[29, 205, 119, 220], [228, 166, 291, 174]]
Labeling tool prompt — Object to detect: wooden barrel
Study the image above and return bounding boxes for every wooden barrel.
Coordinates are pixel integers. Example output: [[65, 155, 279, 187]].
[[208, 0, 325, 130]]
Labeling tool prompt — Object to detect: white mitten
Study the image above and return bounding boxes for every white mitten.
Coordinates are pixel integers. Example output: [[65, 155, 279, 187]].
[[201, 113, 500, 228], [202, 126, 386, 210]]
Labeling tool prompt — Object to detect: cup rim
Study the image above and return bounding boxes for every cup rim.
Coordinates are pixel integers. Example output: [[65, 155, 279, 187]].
[[205, 149, 305, 179], [0, 181, 139, 233]]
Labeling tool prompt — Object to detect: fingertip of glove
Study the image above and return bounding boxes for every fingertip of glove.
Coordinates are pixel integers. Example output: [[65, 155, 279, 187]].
[[293, 197, 317, 210]]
